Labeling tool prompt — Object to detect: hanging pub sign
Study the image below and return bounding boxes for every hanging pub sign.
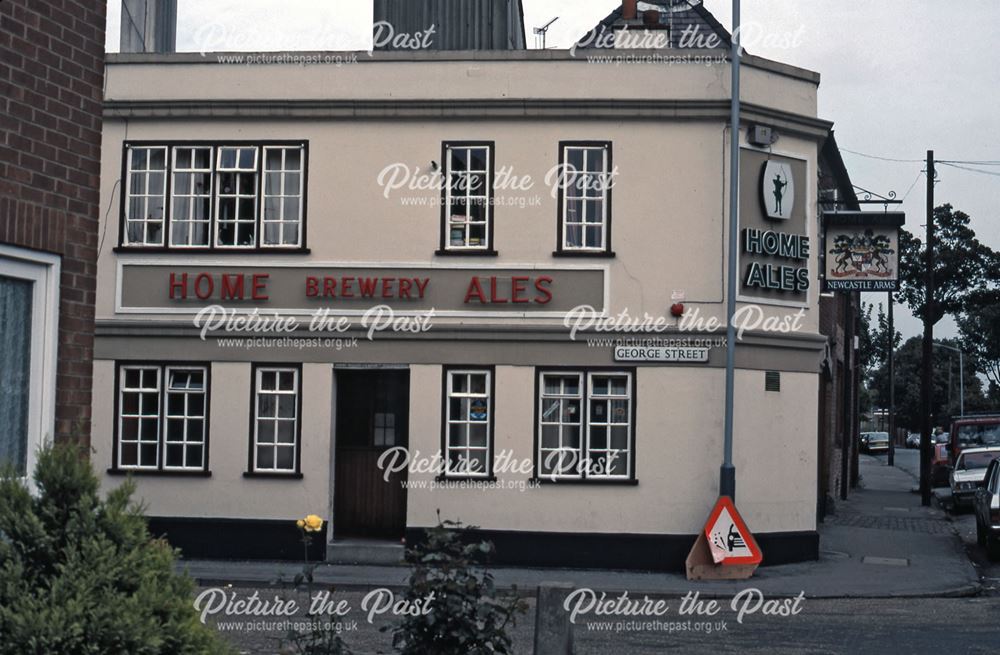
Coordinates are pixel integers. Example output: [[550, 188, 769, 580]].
[[822, 211, 905, 292]]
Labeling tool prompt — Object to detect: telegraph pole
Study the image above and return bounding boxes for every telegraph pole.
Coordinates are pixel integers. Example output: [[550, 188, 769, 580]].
[[920, 151, 935, 507]]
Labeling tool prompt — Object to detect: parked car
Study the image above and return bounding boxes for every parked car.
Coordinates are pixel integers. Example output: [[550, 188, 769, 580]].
[[973, 458, 1000, 560], [931, 443, 952, 487], [950, 447, 1000, 509], [906, 432, 920, 449], [951, 414, 1000, 455], [861, 431, 889, 454]]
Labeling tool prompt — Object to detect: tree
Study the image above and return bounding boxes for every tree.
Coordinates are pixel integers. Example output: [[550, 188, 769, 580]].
[[958, 289, 1000, 393], [896, 204, 998, 325], [870, 336, 986, 430], [859, 301, 902, 408], [0, 445, 230, 654]]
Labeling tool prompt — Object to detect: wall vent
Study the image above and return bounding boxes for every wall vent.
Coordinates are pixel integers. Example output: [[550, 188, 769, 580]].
[[765, 371, 781, 392]]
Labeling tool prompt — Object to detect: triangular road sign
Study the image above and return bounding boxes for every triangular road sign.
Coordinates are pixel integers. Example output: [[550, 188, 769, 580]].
[[703, 496, 762, 566]]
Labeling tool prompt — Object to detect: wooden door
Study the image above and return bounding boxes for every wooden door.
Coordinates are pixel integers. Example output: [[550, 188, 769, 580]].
[[334, 370, 409, 539]]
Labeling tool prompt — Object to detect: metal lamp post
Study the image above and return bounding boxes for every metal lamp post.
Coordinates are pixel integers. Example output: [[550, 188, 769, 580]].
[[933, 342, 965, 417]]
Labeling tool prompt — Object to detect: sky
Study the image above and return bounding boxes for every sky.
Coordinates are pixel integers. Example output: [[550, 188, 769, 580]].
[[105, 0, 1000, 341]]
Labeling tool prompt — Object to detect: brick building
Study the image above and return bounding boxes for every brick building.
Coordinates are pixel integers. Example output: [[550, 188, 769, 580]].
[[0, 0, 107, 474]]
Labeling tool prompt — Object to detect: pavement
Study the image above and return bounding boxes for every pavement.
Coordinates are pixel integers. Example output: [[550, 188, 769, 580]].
[[179, 455, 981, 600]]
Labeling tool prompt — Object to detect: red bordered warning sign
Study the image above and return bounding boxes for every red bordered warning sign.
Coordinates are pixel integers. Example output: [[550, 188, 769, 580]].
[[703, 496, 762, 566]]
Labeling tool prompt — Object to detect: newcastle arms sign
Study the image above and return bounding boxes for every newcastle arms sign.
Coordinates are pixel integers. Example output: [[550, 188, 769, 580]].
[[822, 211, 905, 292]]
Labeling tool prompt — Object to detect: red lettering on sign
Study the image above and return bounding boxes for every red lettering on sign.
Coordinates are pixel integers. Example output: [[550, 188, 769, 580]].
[[534, 276, 553, 304], [169, 273, 188, 300], [220, 274, 245, 300], [194, 273, 214, 300], [464, 277, 487, 304], [381, 278, 395, 298], [489, 276, 508, 304], [341, 277, 354, 298], [252, 273, 269, 301], [358, 277, 378, 298], [324, 277, 336, 298], [305, 276, 319, 297], [511, 276, 530, 304], [414, 278, 429, 299], [398, 279, 412, 299]]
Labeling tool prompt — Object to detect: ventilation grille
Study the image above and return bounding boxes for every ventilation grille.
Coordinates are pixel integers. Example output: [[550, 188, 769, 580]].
[[765, 371, 781, 392]]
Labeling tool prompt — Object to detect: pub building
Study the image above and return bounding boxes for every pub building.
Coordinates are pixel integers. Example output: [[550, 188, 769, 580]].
[[92, 0, 858, 568]]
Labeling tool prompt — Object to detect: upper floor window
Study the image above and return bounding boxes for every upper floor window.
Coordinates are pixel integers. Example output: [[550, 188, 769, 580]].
[[556, 142, 614, 255], [440, 142, 494, 254], [121, 142, 307, 251]]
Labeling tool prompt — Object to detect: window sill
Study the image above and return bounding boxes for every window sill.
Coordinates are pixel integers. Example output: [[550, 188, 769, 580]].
[[106, 468, 212, 477], [529, 477, 638, 486], [434, 249, 499, 257], [114, 246, 311, 255], [243, 471, 304, 480], [552, 250, 616, 258], [435, 475, 498, 483]]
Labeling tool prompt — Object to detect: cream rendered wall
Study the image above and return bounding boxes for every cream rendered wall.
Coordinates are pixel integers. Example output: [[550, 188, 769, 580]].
[[95, 360, 331, 520], [404, 364, 817, 535]]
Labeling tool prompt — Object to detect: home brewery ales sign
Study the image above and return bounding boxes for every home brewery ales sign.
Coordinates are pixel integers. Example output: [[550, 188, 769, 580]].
[[740, 150, 810, 301], [822, 211, 905, 292]]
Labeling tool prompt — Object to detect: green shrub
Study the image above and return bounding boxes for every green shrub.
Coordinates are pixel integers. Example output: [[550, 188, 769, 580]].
[[387, 517, 527, 655], [0, 445, 230, 654]]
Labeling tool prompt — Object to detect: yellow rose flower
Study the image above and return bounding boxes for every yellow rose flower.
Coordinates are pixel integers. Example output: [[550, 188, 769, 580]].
[[296, 519, 305, 529], [303, 514, 324, 533]]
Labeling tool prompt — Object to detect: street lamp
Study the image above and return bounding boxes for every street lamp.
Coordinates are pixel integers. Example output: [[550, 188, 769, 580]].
[[933, 342, 964, 417]]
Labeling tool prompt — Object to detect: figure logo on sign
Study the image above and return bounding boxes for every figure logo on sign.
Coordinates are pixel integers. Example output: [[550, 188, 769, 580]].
[[828, 229, 897, 279], [760, 161, 795, 220]]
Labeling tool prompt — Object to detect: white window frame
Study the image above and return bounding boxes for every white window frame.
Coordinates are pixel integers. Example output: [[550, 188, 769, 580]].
[[444, 369, 492, 478], [123, 146, 168, 246], [0, 245, 60, 488], [537, 372, 584, 480], [214, 145, 260, 249], [116, 364, 209, 472], [117, 365, 162, 470], [169, 146, 213, 248], [261, 145, 304, 248], [443, 144, 492, 251], [560, 144, 610, 252], [252, 366, 300, 473], [162, 367, 209, 471], [537, 370, 633, 481]]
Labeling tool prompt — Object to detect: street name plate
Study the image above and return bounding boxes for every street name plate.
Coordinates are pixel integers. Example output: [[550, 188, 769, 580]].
[[614, 346, 710, 363]]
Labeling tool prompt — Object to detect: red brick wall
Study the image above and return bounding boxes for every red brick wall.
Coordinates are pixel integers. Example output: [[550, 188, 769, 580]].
[[0, 0, 107, 446]]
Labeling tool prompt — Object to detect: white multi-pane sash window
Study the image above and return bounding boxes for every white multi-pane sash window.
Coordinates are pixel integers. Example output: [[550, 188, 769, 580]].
[[124, 147, 167, 246], [262, 146, 304, 247], [215, 146, 259, 247], [118, 366, 162, 469], [561, 144, 610, 251], [117, 365, 209, 471], [444, 144, 491, 250], [586, 373, 631, 479], [538, 373, 583, 478], [444, 370, 491, 477], [537, 370, 633, 480], [163, 368, 208, 470], [253, 367, 300, 473], [170, 147, 213, 247]]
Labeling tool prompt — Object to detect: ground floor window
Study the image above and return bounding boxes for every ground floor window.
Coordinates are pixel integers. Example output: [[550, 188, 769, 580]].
[[537, 369, 635, 481], [251, 365, 301, 475], [442, 367, 493, 478], [0, 246, 59, 481], [115, 364, 209, 472]]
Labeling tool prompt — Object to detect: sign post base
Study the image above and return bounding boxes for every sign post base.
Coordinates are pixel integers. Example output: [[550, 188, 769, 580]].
[[685, 532, 759, 581]]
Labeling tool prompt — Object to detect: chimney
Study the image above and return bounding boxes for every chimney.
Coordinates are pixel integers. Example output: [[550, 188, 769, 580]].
[[622, 0, 637, 20], [643, 9, 661, 26], [120, 0, 177, 54]]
